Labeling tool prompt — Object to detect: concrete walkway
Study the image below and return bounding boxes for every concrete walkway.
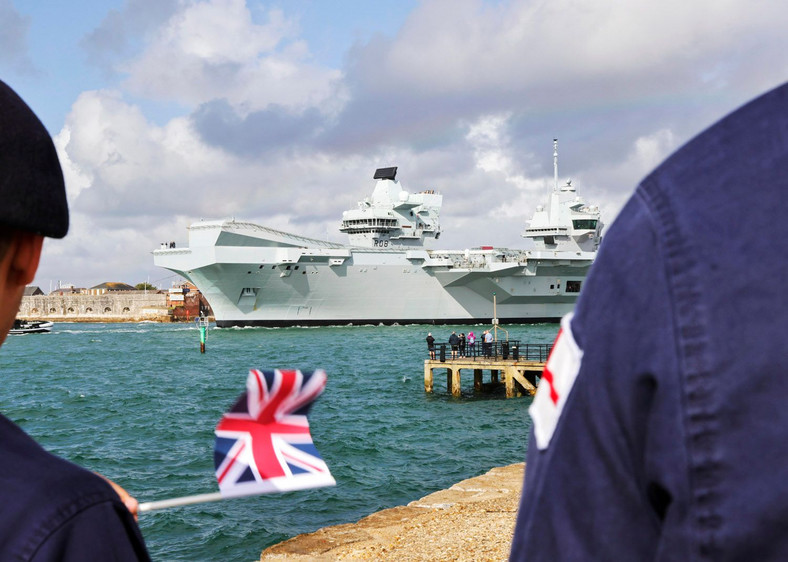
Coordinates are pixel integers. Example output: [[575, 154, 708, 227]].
[[260, 463, 524, 561]]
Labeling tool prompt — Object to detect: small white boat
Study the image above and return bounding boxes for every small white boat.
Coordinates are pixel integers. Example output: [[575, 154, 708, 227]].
[[10, 320, 53, 334]]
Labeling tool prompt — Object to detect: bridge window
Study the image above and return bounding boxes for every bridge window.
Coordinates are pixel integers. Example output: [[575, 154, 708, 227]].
[[566, 281, 582, 293], [572, 220, 597, 230]]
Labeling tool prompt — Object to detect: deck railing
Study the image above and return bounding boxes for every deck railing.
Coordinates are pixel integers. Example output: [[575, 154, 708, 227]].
[[433, 340, 552, 362]]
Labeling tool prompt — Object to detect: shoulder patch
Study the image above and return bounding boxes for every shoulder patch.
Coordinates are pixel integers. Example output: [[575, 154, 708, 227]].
[[529, 313, 583, 450]]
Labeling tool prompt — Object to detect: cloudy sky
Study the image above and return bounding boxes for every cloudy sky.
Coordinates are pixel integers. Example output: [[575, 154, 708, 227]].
[[2, 0, 785, 290]]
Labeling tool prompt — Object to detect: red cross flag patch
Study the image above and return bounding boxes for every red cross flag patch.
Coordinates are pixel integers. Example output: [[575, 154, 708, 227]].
[[529, 313, 583, 450]]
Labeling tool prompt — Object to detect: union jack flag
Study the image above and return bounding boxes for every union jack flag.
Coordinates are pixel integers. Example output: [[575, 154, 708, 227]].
[[214, 368, 335, 498]]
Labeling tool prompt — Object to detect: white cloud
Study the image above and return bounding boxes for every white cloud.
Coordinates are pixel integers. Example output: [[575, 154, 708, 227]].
[[56, 89, 242, 217], [465, 113, 541, 194], [0, 0, 35, 74], [631, 129, 677, 173], [461, 114, 570, 243], [33, 0, 788, 288], [466, 114, 511, 173], [369, 0, 785, 97], [120, 0, 341, 113], [53, 127, 91, 202]]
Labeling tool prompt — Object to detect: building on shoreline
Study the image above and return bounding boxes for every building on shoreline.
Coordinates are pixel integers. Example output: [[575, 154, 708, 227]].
[[167, 282, 213, 321], [17, 282, 213, 323]]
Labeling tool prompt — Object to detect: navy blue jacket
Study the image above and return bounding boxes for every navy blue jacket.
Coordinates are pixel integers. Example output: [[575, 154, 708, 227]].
[[0, 414, 150, 561], [511, 82, 788, 560]]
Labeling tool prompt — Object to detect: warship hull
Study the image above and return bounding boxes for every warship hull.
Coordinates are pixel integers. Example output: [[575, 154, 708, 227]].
[[154, 223, 592, 327]]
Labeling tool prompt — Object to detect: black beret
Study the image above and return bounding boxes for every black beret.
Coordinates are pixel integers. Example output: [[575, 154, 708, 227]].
[[0, 80, 69, 238]]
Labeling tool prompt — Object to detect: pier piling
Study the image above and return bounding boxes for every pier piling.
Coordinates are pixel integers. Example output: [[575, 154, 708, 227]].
[[424, 357, 543, 398], [423, 342, 549, 398]]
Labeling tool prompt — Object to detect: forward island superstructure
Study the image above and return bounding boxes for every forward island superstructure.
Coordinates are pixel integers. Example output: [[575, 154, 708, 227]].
[[154, 141, 604, 327]]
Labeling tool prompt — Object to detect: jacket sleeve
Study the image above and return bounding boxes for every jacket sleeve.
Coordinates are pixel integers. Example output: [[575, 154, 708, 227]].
[[32, 500, 150, 562], [510, 192, 688, 560]]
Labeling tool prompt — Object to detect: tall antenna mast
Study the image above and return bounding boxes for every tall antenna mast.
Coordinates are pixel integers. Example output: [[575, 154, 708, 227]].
[[553, 138, 559, 192]]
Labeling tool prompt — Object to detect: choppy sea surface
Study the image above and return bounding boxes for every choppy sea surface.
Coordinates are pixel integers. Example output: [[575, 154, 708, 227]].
[[0, 322, 556, 561]]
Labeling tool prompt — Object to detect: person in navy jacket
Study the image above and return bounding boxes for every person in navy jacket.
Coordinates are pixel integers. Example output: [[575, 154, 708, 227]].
[[511, 81, 788, 560], [0, 80, 150, 560]]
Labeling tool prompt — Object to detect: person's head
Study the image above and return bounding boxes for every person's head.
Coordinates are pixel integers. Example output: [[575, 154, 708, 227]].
[[0, 80, 68, 345]]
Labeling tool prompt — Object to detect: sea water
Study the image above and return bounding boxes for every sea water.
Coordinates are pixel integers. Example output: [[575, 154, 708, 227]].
[[0, 322, 556, 561]]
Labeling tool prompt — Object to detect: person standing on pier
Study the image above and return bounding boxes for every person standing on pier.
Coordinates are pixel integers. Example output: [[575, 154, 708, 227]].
[[510, 83, 788, 560], [448, 331, 460, 359], [459, 333, 466, 357], [483, 330, 493, 357], [426, 332, 435, 359], [0, 80, 149, 560], [467, 331, 476, 356]]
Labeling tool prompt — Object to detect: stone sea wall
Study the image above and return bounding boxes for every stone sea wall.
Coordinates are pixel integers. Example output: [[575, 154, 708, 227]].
[[260, 463, 524, 561], [18, 292, 171, 323]]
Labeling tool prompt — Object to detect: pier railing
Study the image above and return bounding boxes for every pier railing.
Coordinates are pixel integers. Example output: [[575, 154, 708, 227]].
[[434, 340, 552, 362]]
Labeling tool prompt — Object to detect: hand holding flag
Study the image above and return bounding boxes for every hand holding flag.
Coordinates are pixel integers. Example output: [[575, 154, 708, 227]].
[[138, 368, 334, 512]]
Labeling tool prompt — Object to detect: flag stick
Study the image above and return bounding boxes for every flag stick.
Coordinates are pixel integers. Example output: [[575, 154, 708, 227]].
[[138, 492, 224, 512]]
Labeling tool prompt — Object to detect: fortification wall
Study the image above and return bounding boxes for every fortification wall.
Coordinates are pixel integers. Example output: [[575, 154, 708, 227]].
[[18, 292, 171, 322]]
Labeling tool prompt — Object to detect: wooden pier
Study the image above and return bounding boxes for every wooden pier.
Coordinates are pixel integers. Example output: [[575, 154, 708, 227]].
[[423, 342, 550, 398]]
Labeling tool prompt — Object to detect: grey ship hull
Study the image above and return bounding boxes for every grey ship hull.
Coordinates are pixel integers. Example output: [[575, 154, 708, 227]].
[[154, 221, 592, 327]]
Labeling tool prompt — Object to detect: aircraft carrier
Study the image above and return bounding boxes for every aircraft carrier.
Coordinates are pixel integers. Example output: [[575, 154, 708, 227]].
[[154, 141, 604, 327]]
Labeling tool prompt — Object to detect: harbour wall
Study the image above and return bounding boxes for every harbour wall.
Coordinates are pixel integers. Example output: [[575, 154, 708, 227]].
[[260, 463, 524, 560], [17, 292, 172, 323]]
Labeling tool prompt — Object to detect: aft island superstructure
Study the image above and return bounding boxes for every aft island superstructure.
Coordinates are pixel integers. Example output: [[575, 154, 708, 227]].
[[154, 141, 604, 327]]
